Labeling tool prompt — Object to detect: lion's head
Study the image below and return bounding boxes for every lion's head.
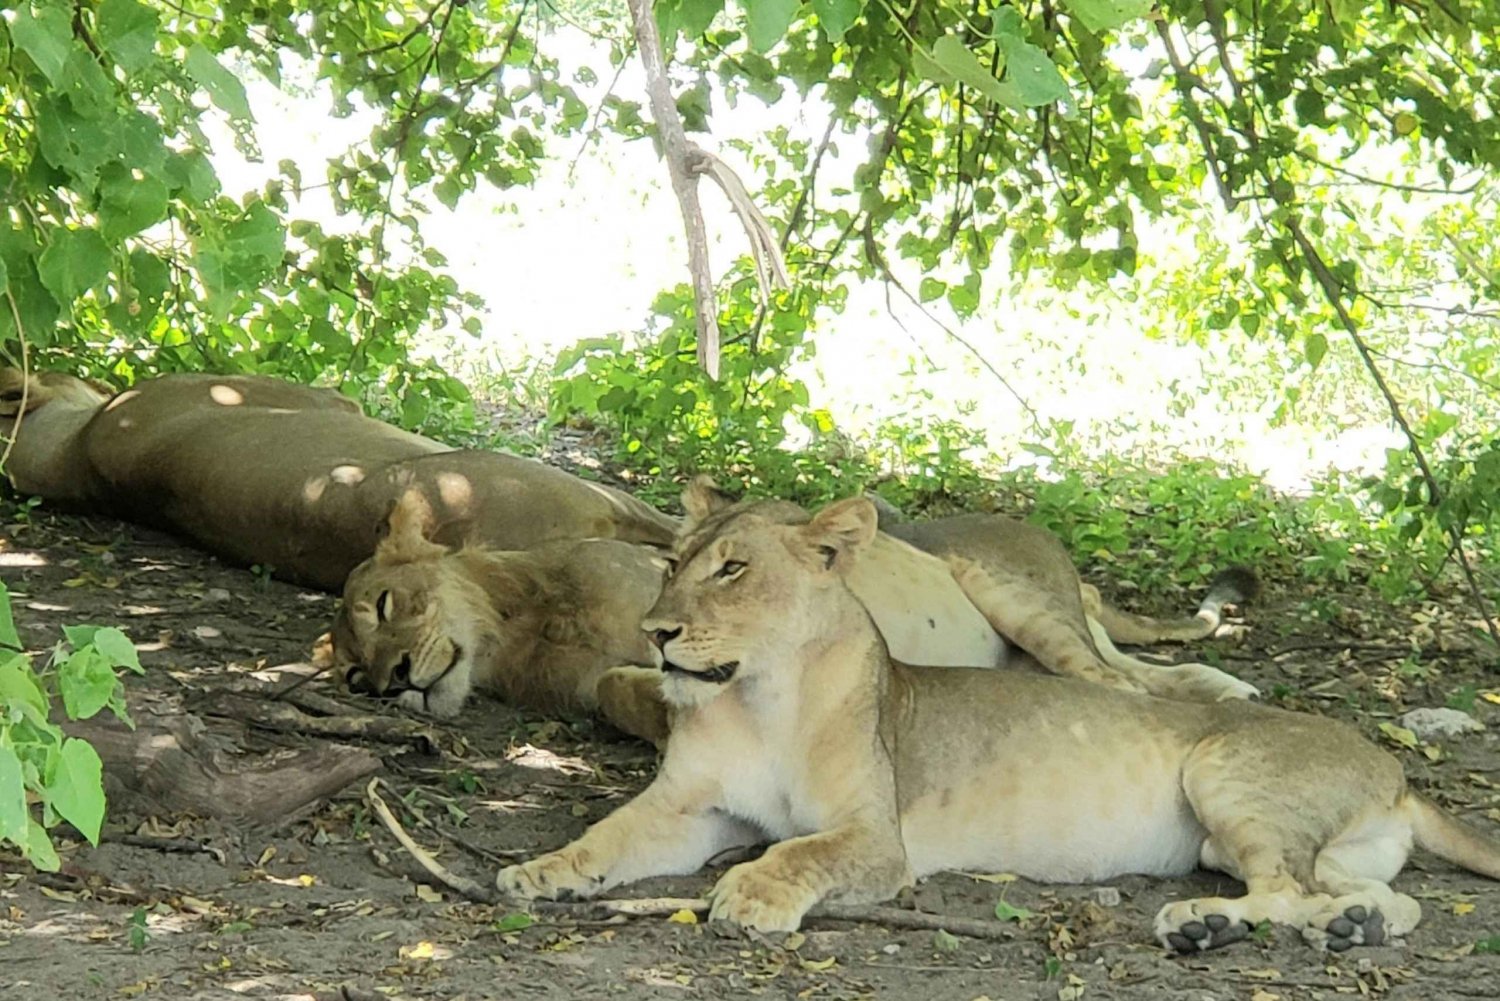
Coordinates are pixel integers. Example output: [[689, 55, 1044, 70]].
[[328, 489, 500, 717], [641, 478, 879, 707]]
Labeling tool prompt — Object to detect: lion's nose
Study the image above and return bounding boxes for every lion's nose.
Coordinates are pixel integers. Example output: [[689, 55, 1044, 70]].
[[648, 626, 682, 651], [391, 654, 412, 689]]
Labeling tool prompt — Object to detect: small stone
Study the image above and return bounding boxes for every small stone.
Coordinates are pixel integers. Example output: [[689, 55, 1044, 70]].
[[1398, 707, 1483, 741], [204, 588, 232, 604], [1092, 886, 1122, 907], [880, 943, 900, 955]]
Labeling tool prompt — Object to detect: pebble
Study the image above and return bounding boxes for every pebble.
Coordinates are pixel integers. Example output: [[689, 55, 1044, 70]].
[[204, 587, 232, 604], [1092, 887, 1122, 907], [1398, 707, 1484, 741]]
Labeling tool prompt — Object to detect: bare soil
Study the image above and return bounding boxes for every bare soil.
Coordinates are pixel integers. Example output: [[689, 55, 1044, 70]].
[[2, 506, 1498, 1001]]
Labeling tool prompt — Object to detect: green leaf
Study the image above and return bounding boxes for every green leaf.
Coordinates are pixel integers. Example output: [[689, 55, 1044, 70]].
[[0, 582, 19, 649], [185, 44, 254, 122], [24, 818, 60, 871], [58, 647, 120, 720], [194, 201, 287, 311], [996, 35, 1070, 107], [994, 899, 1036, 922], [0, 656, 46, 716], [918, 277, 946, 302], [37, 227, 110, 304], [1304, 331, 1328, 369], [0, 745, 27, 849], [811, 0, 859, 42], [99, 165, 170, 241], [676, 0, 725, 38], [62, 624, 99, 649], [10, 1, 73, 86], [927, 36, 1010, 107], [96, 0, 160, 73], [46, 737, 105, 844], [1065, 0, 1155, 34], [744, 0, 799, 53], [493, 912, 534, 933], [91, 627, 143, 675]]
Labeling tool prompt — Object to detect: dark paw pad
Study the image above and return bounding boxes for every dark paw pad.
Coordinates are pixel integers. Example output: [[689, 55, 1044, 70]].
[[1166, 914, 1252, 953], [1323, 904, 1385, 951]]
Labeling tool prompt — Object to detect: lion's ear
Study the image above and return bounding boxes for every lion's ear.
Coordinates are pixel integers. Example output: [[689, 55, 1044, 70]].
[[797, 496, 879, 572], [375, 488, 446, 564], [681, 475, 736, 526]]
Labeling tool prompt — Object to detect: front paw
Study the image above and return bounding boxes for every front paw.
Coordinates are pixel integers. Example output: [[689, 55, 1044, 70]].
[[497, 850, 603, 902], [394, 683, 466, 718], [708, 863, 815, 934]]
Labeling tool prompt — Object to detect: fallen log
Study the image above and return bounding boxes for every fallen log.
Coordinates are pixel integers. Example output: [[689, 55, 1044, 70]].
[[64, 701, 381, 829]]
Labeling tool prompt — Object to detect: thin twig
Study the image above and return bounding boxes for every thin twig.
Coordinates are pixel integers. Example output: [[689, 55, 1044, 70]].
[[0, 290, 31, 474], [366, 777, 503, 902], [532, 896, 1019, 942], [860, 219, 1042, 433], [367, 780, 1017, 941]]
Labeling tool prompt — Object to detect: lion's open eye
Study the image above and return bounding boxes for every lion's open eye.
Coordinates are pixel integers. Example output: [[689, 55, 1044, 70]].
[[376, 591, 392, 622], [715, 560, 747, 580]]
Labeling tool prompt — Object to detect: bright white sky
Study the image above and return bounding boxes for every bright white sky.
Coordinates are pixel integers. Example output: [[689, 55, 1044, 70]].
[[208, 27, 1416, 492]]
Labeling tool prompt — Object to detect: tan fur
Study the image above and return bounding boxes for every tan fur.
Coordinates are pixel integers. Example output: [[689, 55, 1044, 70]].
[[497, 496, 1500, 950], [337, 482, 1253, 725], [0, 369, 678, 589], [332, 490, 673, 743]]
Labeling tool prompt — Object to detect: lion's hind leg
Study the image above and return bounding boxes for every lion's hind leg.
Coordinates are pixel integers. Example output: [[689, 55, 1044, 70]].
[[1085, 618, 1259, 703], [947, 558, 1147, 693], [1156, 731, 1417, 953]]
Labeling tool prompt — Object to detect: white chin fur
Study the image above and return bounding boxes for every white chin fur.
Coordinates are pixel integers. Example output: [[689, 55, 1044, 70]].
[[399, 655, 474, 718]]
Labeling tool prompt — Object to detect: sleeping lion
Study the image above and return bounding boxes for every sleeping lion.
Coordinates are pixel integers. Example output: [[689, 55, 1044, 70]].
[[496, 491, 1500, 951], [0, 368, 677, 589]]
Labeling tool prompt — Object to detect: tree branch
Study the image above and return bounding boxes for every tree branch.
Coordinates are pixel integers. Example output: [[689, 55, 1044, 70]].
[[625, 0, 790, 378], [1158, 4, 1500, 656]]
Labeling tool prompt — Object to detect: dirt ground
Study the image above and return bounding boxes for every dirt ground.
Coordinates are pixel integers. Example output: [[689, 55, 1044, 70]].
[[2, 502, 1499, 1001]]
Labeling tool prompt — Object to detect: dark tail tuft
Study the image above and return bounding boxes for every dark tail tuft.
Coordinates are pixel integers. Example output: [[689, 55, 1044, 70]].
[[1204, 565, 1260, 607]]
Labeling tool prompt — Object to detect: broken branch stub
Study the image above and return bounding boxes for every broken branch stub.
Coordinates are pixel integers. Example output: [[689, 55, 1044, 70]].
[[625, 0, 790, 379]]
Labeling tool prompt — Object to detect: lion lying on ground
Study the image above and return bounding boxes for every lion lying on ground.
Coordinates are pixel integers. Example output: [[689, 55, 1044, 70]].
[[496, 493, 1500, 951], [332, 482, 1257, 741], [0, 369, 677, 589]]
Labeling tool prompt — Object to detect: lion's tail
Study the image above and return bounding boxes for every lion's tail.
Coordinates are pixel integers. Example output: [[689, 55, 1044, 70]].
[[1404, 792, 1500, 882], [1407, 794, 1500, 880], [1085, 565, 1260, 645]]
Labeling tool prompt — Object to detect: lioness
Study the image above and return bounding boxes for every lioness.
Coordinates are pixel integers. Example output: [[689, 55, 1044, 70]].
[[496, 494, 1500, 950], [333, 483, 1257, 734], [0, 369, 677, 589]]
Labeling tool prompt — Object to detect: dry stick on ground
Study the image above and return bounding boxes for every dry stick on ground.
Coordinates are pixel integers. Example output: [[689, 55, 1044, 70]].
[[365, 778, 1016, 942], [205, 692, 444, 752], [624, 0, 789, 378], [1156, 13, 1500, 656]]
